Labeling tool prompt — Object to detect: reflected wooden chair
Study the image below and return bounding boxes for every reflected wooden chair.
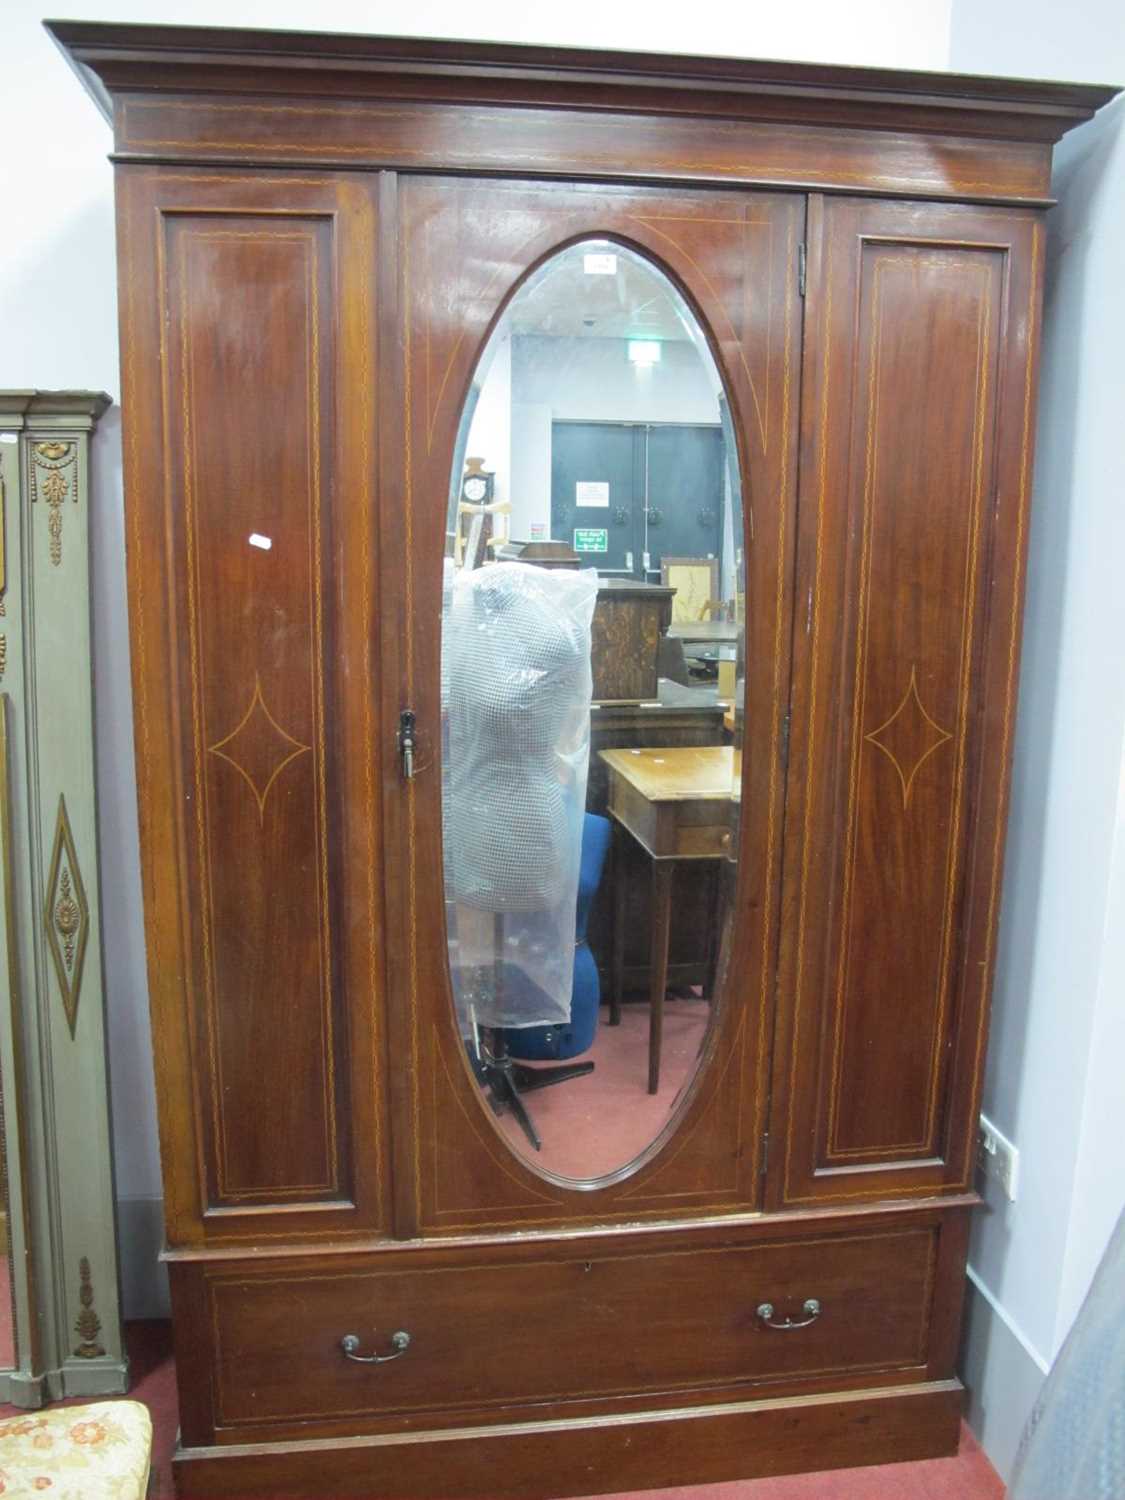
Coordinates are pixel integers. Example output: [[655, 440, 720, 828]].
[[661, 556, 720, 622]]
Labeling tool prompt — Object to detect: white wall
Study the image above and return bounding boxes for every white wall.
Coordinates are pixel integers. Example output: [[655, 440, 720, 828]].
[[465, 331, 513, 512], [514, 337, 721, 428], [949, 0, 1125, 1479], [1, 0, 953, 1314], [509, 404, 554, 538]]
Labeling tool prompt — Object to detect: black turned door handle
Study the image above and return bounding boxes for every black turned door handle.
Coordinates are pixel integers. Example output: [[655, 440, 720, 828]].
[[756, 1298, 821, 1330], [398, 709, 417, 781], [340, 1330, 411, 1364]]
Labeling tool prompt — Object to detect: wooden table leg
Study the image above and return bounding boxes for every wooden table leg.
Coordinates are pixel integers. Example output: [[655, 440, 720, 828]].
[[648, 861, 674, 1094], [704, 861, 723, 1000], [610, 820, 627, 1026]]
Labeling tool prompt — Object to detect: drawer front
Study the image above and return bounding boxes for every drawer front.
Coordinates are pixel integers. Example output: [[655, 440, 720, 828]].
[[675, 810, 732, 858], [608, 778, 729, 859], [207, 1227, 937, 1428]]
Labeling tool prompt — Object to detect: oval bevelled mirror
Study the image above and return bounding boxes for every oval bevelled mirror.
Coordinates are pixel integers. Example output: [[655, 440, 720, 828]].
[[441, 239, 744, 1184]]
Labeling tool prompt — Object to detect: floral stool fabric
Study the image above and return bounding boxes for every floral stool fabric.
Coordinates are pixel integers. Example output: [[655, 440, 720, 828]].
[[0, 1400, 152, 1499]]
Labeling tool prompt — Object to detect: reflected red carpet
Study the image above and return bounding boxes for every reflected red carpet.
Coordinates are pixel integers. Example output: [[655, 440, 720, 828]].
[[498, 997, 711, 1178], [0, 1322, 1002, 1499]]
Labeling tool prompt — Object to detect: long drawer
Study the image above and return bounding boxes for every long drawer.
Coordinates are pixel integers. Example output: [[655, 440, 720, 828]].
[[203, 1224, 939, 1430]]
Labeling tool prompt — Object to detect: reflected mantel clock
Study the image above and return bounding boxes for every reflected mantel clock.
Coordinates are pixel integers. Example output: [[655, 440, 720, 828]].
[[49, 21, 1116, 1499], [461, 458, 494, 508]]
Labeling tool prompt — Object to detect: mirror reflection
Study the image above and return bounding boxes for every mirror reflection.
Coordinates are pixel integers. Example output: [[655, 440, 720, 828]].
[[442, 240, 743, 1182]]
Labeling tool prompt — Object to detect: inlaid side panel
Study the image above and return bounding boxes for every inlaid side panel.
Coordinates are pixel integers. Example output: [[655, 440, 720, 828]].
[[771, 198, 1043, 1206], [116, 169, 389, 1239], [825, 241, 1002, 1159], [163, 213, 342, 1204]]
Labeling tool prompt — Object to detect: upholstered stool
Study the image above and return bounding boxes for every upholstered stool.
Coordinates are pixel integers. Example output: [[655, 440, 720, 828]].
[[0, 1400, 152, 1498]]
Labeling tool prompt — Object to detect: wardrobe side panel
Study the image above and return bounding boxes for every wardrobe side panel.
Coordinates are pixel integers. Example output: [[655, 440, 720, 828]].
[[772, 198, 1043, 1206], [115, 169, 390, 1240]]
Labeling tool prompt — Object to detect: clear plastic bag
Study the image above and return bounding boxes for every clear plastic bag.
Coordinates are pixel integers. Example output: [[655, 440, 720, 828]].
[[442, 562, 598, 1034]]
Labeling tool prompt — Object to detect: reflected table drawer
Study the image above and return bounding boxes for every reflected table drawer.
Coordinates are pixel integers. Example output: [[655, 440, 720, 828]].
[[601, 745, 737, 859]]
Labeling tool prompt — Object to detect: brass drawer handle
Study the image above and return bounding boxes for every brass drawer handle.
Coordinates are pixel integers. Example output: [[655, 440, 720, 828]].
[[756, 1298, 821, 1330], [340, 1330, 411, 1364]]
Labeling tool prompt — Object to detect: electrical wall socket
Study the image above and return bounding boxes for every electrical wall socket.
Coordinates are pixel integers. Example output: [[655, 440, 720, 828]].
[[978, 1113, 1019, 1202]]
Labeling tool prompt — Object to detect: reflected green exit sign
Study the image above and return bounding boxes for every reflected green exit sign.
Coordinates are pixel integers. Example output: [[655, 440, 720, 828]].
[[573, 528, 608, 554]]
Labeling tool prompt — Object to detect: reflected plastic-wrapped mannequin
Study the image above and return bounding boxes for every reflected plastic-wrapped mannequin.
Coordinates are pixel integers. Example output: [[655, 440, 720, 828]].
[[442, 562, 598, 1035]]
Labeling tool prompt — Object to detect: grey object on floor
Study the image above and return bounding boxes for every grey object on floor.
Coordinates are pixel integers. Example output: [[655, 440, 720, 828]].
[[1009, 1204, 1125, 1499]]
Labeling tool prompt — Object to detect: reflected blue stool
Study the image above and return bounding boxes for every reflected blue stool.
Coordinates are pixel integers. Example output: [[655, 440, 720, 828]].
[[506, 812, 612, 1063]]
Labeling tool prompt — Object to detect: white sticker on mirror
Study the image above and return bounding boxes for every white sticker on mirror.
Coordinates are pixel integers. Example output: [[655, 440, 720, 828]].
[[583, 253, 617, 275]]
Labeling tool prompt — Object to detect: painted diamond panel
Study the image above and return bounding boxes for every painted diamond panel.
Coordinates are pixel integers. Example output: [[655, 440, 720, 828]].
[[44, 794, 89, 1036]]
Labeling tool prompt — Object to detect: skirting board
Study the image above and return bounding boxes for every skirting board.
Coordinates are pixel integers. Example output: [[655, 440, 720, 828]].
[[117, 1197, 170, 1320], [0, 1351, 127, 1407], [173, 1379, 963, 1498], [959, 1279, 1045, 1481], [50, 1358, 129, 1402]]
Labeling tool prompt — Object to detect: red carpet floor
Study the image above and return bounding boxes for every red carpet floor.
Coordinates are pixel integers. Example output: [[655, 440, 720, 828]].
[[0, 1322, 1003, 1498], [0, 1256, 15, 1371]]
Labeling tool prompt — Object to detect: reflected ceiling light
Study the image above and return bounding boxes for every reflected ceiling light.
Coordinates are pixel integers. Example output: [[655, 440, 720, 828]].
[[627, 340, 662, 366]]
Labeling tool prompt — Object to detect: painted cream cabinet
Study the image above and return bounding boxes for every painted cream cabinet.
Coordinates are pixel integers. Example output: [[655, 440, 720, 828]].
[[0, 391, 126, 1404]]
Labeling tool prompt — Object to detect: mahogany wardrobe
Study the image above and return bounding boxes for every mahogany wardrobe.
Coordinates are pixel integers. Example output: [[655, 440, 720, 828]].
[[50, 21, 1115, 1500]]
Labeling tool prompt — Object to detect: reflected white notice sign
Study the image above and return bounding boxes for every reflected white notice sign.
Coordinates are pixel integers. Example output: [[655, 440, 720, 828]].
[[576, 481, 609, 508]]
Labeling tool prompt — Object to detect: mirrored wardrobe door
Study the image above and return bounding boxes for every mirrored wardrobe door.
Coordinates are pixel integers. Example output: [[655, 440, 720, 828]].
[[393, 179, 804, 1234]]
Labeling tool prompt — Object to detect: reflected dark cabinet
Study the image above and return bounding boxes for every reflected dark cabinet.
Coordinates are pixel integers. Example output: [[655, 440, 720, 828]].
[[590, 581, 675, 701], [50, 21, 1115, 1499]]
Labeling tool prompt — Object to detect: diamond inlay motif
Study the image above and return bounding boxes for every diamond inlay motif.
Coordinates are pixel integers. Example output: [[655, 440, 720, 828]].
[[44, 795, 90, 1037], [864, 665, 953, 809], [208, 674, 310, 822]]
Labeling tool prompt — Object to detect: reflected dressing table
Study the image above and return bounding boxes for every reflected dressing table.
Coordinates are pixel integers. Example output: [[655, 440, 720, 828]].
[[667, 620, 740, 646], [588, 686, 728, 998], [47, 21, 1117, 1499], [601, 745, 736, 1091]]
